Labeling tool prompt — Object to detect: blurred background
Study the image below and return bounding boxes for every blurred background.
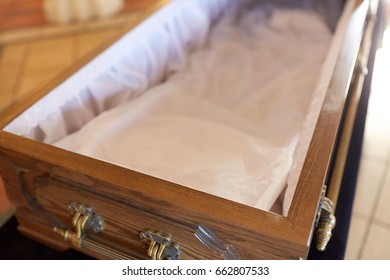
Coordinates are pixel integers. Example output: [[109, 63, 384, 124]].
[[0, 0, 158, 114], [1, 0, 390, 259]]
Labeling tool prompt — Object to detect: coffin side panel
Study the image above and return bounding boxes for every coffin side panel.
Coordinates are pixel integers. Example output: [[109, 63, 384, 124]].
[[0, 143, 307, 259]]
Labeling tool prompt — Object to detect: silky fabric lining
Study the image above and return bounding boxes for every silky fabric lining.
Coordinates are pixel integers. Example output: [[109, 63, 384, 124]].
[[4, 0, 340, 214], [54, 1, 331, 211]]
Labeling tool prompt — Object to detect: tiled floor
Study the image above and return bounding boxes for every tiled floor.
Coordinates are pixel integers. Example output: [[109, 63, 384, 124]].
[[0, 1, 390, 259], [0, 29, 121, 113], [344, 26, 390, 259]]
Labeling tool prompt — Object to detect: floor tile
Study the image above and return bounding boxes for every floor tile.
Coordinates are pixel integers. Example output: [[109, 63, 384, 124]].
[[0, 85, 13, 113], [362, 112, 390, 161], [75, 29, 117, 59], [0, 44, 24, 114], [0, 64, 20, 89], [345, 215, 369, 259], [373, 167, 390, 224], [367, 48, 390, 118], [28, 34, 74, 50], [15, 67, 63, 99], [361, 223, 390, 259], [346, 7, 390, 260], [24, 36, 75, 72], [362, 44, 390, 160], [0, 43, 26, 66], [352, 158, 387, 217]]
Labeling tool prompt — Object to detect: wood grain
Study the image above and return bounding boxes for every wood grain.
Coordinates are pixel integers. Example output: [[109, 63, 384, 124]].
[[0, 0, 375, 259]]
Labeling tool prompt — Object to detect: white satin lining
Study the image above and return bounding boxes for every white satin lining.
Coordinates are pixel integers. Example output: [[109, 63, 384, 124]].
[[4, 0, 335, 214], [54, 1, 331, 212]]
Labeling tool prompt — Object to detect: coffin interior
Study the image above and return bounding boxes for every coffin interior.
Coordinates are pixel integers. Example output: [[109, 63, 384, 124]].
[[2, 0, 347, 216]]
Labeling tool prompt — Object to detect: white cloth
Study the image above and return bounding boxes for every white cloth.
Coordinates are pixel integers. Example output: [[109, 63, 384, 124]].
[[54, 3, 332, 211], [5, 0, 229, 143]]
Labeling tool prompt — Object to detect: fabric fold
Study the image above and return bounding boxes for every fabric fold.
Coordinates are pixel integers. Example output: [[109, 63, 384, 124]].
[[54, 1, 331, 211]]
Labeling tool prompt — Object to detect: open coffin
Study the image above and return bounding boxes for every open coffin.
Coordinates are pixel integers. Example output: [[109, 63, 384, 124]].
[[3, 0, 343, 214], [0, 0, 378, 259]]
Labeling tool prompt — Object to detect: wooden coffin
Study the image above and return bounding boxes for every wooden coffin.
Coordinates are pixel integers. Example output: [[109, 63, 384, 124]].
[[0, 0, 381, 259]]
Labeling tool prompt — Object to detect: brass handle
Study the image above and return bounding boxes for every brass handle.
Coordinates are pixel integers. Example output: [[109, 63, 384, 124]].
[[55, 203, 177, 259], [53, 202, 136, 259], [140, 230, 180, 260], [53, 202, 105, 248], [315, 197, 336, 251]]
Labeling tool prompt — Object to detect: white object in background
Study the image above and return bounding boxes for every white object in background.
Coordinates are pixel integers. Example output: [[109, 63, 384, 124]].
[[43, 0, 124, 24]]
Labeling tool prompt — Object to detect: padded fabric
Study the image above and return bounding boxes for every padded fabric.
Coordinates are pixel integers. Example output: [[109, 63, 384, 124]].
[[5, 0, 336, 213], [54, 1, 331, 211]]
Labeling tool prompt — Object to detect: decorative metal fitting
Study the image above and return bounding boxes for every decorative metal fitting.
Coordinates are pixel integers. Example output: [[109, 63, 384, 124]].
[[316, 197, 336, 251], [140, 230, 180, 260], [53, 202, 105, 248]]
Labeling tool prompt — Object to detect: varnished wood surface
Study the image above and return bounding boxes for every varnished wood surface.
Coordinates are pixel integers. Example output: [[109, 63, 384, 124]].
[[327, 0, 378, 208], [288, 0, 372, 234], [0, 134, 307, 259], [0, 0, 375, 259], [35, 176, 221, 260]]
